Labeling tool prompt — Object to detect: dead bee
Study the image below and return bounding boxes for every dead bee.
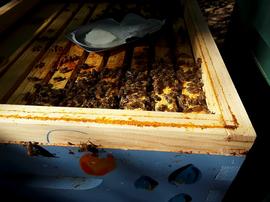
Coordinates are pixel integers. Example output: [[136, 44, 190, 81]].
[[27, 142, 56, 157], [27, 76, 42, 82], [50, 45, 64, 53], [60, 66, 72, 73], [79, 140, 99, 154], [78, 63, 90, 70], [59, 55, 80, 66], [34, 62, 45, 69], [53, 76, 66, 82], [27, 142, 34, 156]]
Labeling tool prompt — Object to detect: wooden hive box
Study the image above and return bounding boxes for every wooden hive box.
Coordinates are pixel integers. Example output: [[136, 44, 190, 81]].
[[0, 0, 256, 156]]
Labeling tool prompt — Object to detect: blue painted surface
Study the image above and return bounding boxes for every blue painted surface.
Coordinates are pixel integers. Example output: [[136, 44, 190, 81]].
[[0, 144, 244, 202]]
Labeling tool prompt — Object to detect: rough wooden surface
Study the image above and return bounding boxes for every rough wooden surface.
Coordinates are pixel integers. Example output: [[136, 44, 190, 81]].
[[185, 0, 256, 141], [7, 3, 96, 104], [0, 3, 64, 76], [0, 3, 80, 102], [0, 0, 39, 34]]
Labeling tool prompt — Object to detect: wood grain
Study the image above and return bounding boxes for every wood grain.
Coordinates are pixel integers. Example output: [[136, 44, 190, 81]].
[[0, 0, 39, 33], [7, 3, 96, 104], [185, 0, 256, 141], [0, 3, 65, 76], [0, 3, 80, 102]]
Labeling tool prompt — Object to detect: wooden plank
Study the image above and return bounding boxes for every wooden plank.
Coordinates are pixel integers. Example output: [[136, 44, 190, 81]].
[[7, 3, 92, 104], [0, 3, 65, 76], [0, 3, 80, 103], [185, 0, 256, 141], [0, 0, 39, 33], [106, 51, 126, 69], [7, 3, 109, 104], [0, 105, 250, 155]]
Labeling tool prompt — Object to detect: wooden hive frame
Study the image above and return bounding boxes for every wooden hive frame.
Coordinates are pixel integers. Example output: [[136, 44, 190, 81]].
[[0, 0, 256, 155]]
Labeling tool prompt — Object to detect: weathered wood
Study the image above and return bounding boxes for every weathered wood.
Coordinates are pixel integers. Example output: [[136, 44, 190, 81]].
[[184, 0, 256, 141], [106, 51, 126, 69], [0, 3, 80, 102], [0, 0, 39, 33], [7, 3, 95, 104], [0, 105, 249, 155], [0, 3, 65, 76]]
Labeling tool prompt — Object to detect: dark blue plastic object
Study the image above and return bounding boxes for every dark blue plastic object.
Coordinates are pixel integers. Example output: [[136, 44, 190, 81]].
[[66, 13, 165, 52], [168, 164, 202, 185], [134, 175, 159, 191], [168, 193, 192, 202]]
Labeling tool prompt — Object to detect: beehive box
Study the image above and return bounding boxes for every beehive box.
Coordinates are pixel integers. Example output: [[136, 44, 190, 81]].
[[0, 0, 256, 156]]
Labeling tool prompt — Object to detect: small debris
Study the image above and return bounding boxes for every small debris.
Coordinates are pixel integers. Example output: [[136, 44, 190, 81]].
[[60, 66, 72, 73], [27, 76, 42, 82], [78, 63, 90, 70], [53, 76, 66, 82], [68, 150, 75, 155]]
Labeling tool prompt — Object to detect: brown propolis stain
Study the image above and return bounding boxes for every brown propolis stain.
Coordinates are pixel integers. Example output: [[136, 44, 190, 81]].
[[0, 114, 236, 129], [227, 105, 239, 127]]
